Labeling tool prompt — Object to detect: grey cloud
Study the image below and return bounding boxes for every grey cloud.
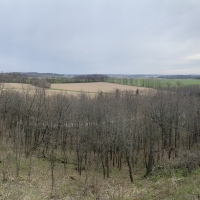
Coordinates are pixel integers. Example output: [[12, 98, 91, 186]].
[[0, 0, 200, 74]]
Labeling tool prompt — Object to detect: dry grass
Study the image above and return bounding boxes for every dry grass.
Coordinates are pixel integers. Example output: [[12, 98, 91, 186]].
[[0, 143, 200, 199], [1, 155, 199, 200], [0, 154, 139, 199]]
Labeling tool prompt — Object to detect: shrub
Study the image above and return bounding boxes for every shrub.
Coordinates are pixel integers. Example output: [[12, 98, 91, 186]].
[[30, 78, 51, 88], [176, 151, 200, 172]]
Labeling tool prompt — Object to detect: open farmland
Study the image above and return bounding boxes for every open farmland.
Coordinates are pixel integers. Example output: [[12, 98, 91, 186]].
[[2, 82, 154, 96], [50, 82, 153, 94]]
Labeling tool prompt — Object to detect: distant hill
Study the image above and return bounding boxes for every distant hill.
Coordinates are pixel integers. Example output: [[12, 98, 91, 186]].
[[3, 72, 200, 79], [72, 74, 109, 82], [158, 75, 200, 79], [16, 72, 65, 78]]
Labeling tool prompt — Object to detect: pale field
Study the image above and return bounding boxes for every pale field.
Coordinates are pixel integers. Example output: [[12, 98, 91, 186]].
[[51, 82, 154, 94], [1, 82, 154, 95]]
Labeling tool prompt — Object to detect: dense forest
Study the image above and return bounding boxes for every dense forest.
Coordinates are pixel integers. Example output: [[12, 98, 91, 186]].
[[0, 83, 200, 197]]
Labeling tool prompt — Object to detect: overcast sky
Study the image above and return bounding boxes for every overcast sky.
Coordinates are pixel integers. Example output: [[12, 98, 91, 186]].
[[0, 0, 200, 74]]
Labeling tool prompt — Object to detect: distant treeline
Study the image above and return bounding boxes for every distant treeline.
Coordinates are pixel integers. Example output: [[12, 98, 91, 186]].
[[106, 77, 200, 88], [0, 73, 109, 86], [19, 72, 64, 78], [107, 77, 175, 88], [0, 72, 28, 83], [158, 75, 200, 79], [0, 73, 50, 88], [46, 74, 109, 83]]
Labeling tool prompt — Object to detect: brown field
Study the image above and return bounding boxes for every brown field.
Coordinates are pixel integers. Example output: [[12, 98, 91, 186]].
[[1, 82, 154, 95], [50, 82, 153, 94]]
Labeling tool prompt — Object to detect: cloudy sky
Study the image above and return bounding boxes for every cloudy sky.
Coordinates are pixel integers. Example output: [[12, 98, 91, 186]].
[[0, 0, 200, 74]]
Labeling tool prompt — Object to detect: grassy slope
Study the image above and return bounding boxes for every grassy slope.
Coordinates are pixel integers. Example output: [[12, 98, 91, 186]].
[[0, 152, 200, 200]]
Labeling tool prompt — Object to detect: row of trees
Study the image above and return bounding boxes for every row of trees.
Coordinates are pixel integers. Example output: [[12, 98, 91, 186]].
[[106, 77, 186, 88], [0, 84, 199, 194], [47, 74, 109, 83]]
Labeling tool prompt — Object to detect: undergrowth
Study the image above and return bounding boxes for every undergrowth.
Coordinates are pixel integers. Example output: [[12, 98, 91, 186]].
[[0, 153, 199, 199]]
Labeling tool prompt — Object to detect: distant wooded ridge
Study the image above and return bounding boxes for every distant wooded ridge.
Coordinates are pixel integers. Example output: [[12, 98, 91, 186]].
[[0, 72, 200, 89], [6, 72, 200, 78]]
